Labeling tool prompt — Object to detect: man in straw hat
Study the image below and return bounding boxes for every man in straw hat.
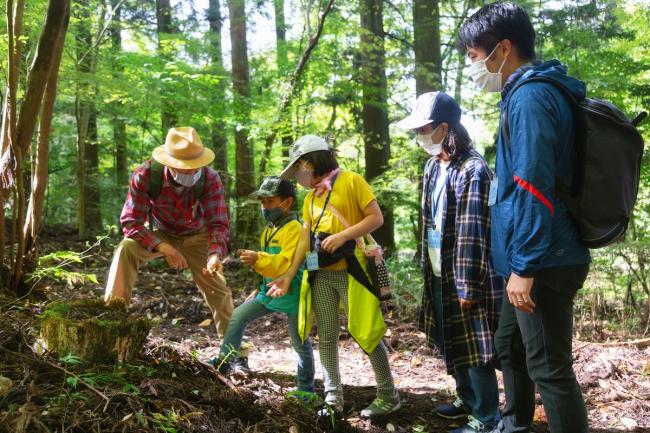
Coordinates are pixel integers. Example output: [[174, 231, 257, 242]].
[[104, 127, 233, 337]]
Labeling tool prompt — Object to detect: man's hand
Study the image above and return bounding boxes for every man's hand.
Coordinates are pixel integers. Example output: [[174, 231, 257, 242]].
[[202, 254, 223, 276], [266, 275, 291, 298], [507, 273, 536, 313], [459, 298, 477, 311], [320, 233, 347, 253], [156, 242, 188, 270], [238, 249, 259, 266]]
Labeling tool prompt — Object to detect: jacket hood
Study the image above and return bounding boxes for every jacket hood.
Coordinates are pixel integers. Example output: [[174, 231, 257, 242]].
[[516, 59, 586, 101]]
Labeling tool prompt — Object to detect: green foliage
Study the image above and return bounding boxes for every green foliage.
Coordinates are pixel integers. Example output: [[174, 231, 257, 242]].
[[3, 0, 650, 331], [387, 254, 424, 321]]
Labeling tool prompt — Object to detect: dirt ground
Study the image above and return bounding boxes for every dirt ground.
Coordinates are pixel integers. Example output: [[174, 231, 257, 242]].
[[1, 230, 649, 433]]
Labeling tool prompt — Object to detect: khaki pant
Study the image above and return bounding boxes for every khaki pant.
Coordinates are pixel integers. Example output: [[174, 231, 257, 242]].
[[104, 230, 233, 337]]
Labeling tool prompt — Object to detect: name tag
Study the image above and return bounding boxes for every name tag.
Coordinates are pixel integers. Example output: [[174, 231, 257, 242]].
[[306, 251, 319, 271], [427, 228, 442, 249], [488, 177, 498, 206]]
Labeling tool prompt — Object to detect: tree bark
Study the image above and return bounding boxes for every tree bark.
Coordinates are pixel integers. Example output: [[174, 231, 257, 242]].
[[0, 0, 70, 292], [412, 0, 442, 261], [156, 0, 178, 133], [274, 0, 292, 159], [0, 0, 25, 285], [23, 0, 70, 257], [227, 0, 256, 249], [359, 0, 394, 252], [207, 0, 230, 198], [111, 0, 128, 187], [75, 0, 103, 239], [413, 0, 442, 95]]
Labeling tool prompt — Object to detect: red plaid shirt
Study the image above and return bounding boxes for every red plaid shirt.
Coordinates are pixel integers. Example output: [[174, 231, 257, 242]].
[[120, 160, 230, 257]]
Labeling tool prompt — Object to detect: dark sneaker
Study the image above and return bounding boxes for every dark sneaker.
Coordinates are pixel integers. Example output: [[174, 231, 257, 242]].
[[359, 392, 401, 418], [232, 357, 251, 374], [434, 396, 471, 419], [209, 357, 232, 375], [450, 415, 496, 433]]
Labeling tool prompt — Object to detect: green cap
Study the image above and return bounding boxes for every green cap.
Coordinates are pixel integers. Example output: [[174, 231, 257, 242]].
[[249, 176, 296, 199]]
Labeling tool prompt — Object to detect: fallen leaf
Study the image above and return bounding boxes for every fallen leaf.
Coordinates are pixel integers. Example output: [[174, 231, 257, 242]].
[[198, 319, 212, 327], [620, 417, 637, 429], [122, 413, 133, 422], [386, 423, 396, 432], [289, 426, 299, 433]]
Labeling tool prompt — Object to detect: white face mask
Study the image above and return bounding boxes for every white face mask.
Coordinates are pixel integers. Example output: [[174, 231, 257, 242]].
[[416, 125, 443, 156], [171, 169, 202, 187], [469, 43, 507, 93], [294, 164, 314, 189]]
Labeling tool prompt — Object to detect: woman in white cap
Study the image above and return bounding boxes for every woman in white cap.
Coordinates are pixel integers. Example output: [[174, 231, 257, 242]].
[[266, 135, 400, 418], [396, 92, 503, 433]]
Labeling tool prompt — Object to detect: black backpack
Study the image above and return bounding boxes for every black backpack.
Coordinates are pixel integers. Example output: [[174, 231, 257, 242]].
[[503, 76, 647, 248]]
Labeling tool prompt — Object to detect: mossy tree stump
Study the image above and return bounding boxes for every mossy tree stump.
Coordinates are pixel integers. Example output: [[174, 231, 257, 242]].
[[40, 299, 150, 364]]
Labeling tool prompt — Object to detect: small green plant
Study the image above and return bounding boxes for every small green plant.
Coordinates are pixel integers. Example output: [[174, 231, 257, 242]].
[[26, 234, 109, 288], [152, 408, 181, 433], [387, 255, 423, 321]]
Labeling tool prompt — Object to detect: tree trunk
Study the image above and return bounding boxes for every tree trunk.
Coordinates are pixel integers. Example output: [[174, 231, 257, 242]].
[[227, 0, 257, 249], [412, 0, 442, 261], [111, 0, 128, 187], [413, 0, 442, 95], [0, 0, 25, 286], [207, 0, 230, 199], [359, 0, 394, 253], [274, 0, 292, 159], [75, 0, 102, 239], [156, 0, 178, 133], [0, 0, 70, 292], [23, 1, 70, 256]]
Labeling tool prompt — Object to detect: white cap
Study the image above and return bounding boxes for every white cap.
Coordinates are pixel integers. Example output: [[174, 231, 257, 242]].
[[280, 135, 330, 179]]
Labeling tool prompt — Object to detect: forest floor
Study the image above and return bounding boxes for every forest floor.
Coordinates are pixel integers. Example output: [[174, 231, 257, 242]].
[[1, 228, 649, 433]]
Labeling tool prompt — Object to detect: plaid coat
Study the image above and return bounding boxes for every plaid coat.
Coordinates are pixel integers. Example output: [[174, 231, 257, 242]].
[[418, 148, 504, 375]]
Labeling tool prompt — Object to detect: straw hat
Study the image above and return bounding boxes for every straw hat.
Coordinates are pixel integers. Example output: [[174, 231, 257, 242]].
[[152, 127, 215, 169]]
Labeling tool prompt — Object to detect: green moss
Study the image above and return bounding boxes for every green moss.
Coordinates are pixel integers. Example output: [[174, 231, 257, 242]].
[[40, 298, 150, 364]]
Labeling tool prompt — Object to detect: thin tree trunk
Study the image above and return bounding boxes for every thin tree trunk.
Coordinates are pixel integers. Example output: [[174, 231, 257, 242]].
[[156, 0, 178, 133], [257, 0, 335, 176], [0, 0, 25, 283], [23, 1, 70, 256], [111, 0, 128, 186], [75, 0, 103, 239], [207, 0, 230, 198], [359, 0, 394, 253], [274, 0, 292, 160], [2, 0, 70, 292], [412, 0, 441, 261], [228, 0, 256, 249]]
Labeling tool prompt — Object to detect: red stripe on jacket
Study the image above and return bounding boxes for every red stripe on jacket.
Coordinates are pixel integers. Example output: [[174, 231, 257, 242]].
[[513, 175, 555, 216]]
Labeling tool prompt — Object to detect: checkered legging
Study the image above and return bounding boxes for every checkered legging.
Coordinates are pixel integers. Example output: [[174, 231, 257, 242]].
[[311, 269, 396, 401]]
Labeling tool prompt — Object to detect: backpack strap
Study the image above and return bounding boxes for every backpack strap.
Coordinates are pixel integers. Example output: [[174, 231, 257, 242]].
[[501, 76, 585, 198], [148, 160, 164, 200]]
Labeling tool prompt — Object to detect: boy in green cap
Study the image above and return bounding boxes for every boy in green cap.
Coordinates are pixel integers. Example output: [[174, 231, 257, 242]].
[[211, 176, 315, 393]]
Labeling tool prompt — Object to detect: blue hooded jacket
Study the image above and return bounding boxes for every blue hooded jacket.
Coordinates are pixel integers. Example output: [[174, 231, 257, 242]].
[[491, 59, 591, 278]]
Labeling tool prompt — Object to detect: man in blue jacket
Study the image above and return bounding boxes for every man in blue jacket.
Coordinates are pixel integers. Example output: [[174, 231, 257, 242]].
[[459, 3, 591, 433]]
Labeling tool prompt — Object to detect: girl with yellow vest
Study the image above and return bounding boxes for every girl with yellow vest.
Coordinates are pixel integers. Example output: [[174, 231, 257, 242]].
[[267, 135, 400, 418]]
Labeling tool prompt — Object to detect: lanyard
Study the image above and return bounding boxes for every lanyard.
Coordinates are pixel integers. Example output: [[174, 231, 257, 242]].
[[310, 174, 338, 238], [263, 226, 282, 250], [430, 166, 446, 230]]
